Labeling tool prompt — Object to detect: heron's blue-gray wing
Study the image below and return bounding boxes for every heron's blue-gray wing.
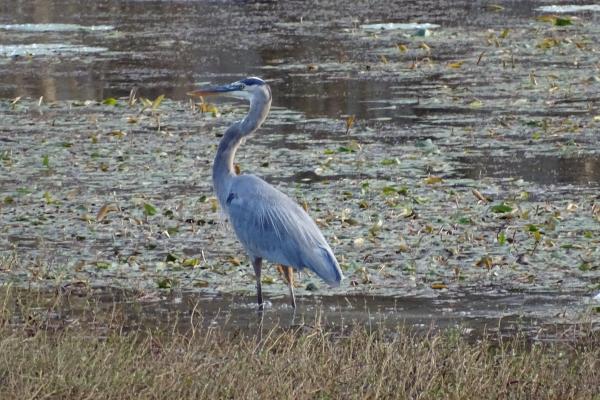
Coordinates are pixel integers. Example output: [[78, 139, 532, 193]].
[[224, 174, 342, 286]]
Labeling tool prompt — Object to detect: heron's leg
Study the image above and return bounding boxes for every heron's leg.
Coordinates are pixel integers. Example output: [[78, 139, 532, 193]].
[[282, 265, 296, 309], [252, 257, 263, 310]]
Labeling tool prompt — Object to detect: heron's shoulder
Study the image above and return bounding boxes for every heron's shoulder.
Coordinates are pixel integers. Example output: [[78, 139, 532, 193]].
[[230, 174, 292, 202], [227, 174, 307, 221]]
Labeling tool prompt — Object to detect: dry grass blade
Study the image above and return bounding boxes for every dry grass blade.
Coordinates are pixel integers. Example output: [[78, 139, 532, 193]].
[[152, 94, 165, 111], [472, 189, 490, 203], [477, 50, 485, 65], [345, 115, 355, 134], [96, 203, 119, 222], [128, 88, 138, 107]]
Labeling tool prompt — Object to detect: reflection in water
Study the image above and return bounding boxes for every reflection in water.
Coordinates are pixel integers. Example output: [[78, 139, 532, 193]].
[[271, 76, 420, 120], [3, 0, 596, 124], [0, 23, 114, 31], [0, 0, 556, 108], [455, 153, 600, 186]]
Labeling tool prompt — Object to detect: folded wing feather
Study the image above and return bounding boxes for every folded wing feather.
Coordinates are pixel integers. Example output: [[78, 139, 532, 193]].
[[224, 174, 343, 285]]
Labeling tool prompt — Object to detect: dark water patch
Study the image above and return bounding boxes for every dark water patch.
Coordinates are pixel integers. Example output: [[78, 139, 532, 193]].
[[2, 286, 594, 341], [413, 106, 491, 116], [514, 109, 595, 118], [269, 77, 417, 121], [0, 0, 555, 104], [267, 170, 369, 184], [188, 291, 595, 340], [6, 235, 40, 248], [455, 152, 600, 186]]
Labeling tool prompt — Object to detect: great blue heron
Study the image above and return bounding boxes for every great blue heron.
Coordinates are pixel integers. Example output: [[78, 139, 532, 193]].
[[189, 77, 343, 309]]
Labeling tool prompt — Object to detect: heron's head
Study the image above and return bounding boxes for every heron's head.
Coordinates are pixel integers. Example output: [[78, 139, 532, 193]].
[[188, 77, 271, 103]]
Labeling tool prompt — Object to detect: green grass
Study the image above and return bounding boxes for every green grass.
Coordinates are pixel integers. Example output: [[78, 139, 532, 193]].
[[0, 288, 598, 399]]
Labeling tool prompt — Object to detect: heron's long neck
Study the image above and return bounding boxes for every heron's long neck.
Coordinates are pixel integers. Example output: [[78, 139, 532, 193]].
[[213, 95, 271, 207]]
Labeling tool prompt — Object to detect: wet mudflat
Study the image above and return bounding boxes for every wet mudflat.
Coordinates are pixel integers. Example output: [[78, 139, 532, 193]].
[[0, 0, 599, 333]]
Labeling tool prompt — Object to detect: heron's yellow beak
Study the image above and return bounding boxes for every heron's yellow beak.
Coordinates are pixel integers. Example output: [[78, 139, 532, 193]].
[[187, 82, 244, 98]]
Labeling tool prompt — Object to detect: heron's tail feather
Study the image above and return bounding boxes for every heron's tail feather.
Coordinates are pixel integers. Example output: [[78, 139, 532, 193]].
[[304, 246, 343, 287]]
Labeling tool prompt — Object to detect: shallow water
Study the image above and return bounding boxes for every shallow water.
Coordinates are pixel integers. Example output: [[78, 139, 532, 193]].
[[0, 0, 599, 329], [5, 286, 596, 341], [456, 153, 600, 185]]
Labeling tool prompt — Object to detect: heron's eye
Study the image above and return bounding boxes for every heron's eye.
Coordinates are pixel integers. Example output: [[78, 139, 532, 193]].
[[240, 83, 246, 90]]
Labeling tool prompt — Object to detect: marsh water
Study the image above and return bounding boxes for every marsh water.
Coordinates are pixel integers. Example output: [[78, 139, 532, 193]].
[[0, 0, 599, 334]]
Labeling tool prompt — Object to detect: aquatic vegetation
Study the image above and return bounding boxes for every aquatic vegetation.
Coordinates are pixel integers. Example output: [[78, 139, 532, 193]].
[[0, 1, 599, 321], [0, 94, 598, 306]]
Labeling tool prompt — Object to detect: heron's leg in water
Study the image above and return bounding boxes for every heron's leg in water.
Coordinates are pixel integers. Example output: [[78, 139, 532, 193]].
[[252, 257, 263, 310], [282, 265, 296, 309]]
